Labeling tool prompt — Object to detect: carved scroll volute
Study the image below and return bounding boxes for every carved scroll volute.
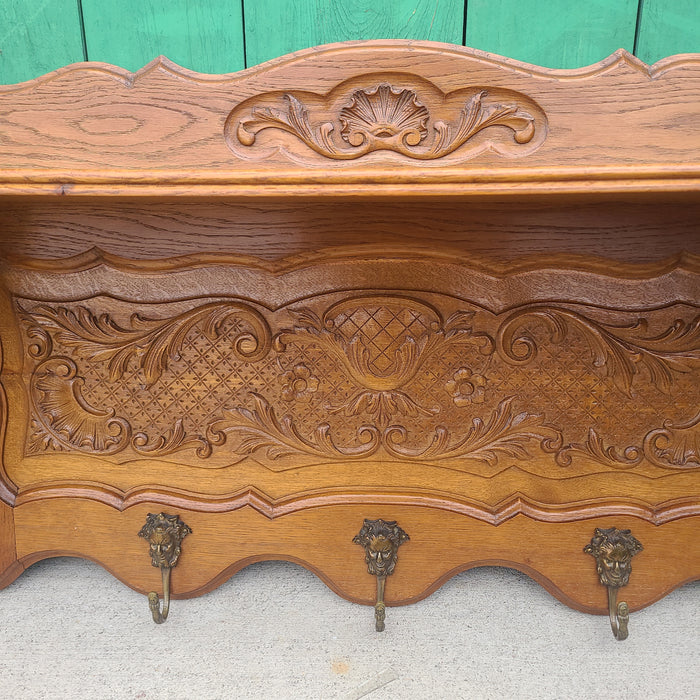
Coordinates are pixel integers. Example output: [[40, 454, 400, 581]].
[[225, 75, 547, 162]]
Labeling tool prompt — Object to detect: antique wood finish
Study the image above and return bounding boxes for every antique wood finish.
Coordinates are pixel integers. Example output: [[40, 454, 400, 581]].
[[0, 42, 698, 624]]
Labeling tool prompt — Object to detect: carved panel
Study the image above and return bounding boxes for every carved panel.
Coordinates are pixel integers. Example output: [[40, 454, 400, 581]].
[[17, 293, 699, 474], [225, 74, 547, 163]]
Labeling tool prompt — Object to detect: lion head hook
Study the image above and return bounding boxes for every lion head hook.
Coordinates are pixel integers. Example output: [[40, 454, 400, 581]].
[[584, 527, 643, 641], [353, 518, 409, 631], [138, 513, 192, 624]]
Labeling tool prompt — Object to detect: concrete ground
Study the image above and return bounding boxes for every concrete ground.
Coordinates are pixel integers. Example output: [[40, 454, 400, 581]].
[[0, 557, 697, 699]]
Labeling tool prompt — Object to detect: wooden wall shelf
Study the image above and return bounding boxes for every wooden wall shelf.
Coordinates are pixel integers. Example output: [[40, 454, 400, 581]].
[[0, 41, 698, 636]]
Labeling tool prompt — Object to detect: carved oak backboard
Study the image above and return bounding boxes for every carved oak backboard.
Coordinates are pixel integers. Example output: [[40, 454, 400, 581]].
[[0, 42, 698, 628]]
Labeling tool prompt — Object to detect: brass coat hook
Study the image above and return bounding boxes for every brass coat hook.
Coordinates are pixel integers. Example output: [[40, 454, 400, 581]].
[[584, 527, 643, 641], [606, 587, 630, 641], [353, 518, 409, 631], [138, 512, 192, 624]]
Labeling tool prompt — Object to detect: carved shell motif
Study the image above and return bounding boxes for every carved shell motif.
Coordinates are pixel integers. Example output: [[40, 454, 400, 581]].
[[231, 80, 543, 160], [339, 84, 429, 147], [20, 295, 699, 470]]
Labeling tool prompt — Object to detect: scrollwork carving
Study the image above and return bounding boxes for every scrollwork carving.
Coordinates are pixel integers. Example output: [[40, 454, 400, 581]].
[[209, 392, 381, 460], [210, 393, 560, 464], [20, 301, 272, 384], [643, 412, 700, 469], [555, 429, 642, 469], [275, 300, 492, 427], [30, 357, 132, 453], [496, 307, 699, 395], [228, 81, 544, 161], [18, 295, 699, 471], [384, 397, 562, 463], [22, 301, 272, 457]]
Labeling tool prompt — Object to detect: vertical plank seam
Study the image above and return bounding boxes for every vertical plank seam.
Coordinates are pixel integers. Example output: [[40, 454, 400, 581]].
[[633, 0, 645, 56], [241, 0, 248, 69], [462, 0, 468, 46], [76, 0, 89, 61]]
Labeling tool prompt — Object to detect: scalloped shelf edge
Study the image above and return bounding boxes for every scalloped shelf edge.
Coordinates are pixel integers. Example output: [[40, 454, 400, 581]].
[[2, 43, 700, 92]]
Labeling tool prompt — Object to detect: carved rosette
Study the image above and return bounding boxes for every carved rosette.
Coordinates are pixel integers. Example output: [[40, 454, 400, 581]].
[[225, 76, 546, 161], [17, 294, 700, 472]]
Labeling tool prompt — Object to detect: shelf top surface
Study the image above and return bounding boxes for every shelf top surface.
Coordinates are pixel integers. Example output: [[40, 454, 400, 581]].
[[1, 41, 700, 197]]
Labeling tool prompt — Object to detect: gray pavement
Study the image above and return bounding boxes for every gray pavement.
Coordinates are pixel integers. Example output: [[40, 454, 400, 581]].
[[0, 557, 697, 699]]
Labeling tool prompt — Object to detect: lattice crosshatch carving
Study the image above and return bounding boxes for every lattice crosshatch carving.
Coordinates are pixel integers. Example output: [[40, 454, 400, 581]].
[[0, 40, 699, 629], [18, 293, 700, 472]]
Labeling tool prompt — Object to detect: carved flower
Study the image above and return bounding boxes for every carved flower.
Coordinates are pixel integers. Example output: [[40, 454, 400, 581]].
[[280, 363, 319, 403], [446, 367, 487, 406]]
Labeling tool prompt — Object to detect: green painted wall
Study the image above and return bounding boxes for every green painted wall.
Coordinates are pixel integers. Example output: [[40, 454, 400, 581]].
[[465, 0, 639, 68], [243, 0, 464, 67], [81, 0, 245, 73], [0, 0, 85, 83], [1, 0, 699, 83], [636, 0, 700, 64]]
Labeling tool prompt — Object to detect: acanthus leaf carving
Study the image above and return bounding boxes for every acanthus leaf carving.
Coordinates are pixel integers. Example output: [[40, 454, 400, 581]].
[[382, 397, 562, 464], [327, 388, 438, 429], [20, 301, 272, 385], [555, 428, 643, 468], [19, 295, 699, 471], [232, 84, 541, 161], [210, 393, 560, 466], [132, 419, 216, 459], [30, 357, 132, 454], [29, 356, 223, 458], [275, 302, 492, 426], [209, 392, 381, 460], [643, 412, 700, 469], [496, 307, 700, 396]]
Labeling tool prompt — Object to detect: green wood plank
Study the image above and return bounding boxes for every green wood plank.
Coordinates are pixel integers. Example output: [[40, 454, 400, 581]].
[[466, 0, 638, 68], [0, 0, 85, 84], [243, 0, 464, 68], [636, 0, 700, 64], [81, 0, 244, 73]]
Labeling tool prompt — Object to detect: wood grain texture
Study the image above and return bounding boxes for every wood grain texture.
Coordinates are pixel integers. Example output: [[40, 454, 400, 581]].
[[1, 196, 698, 262], [0, 500, 18, 587], [636, 0, 700, 65], [0, 296, 13, 506], [0, 0, 85, 84], [9, 500, 700, 614], [2, 0, 698, 87], [6, 268, 698, 501], [1, 44, 699, 197], [243, 0, 464, 68], [0, 41, 698, 619], [465, 0, 638, 68], [80, 0, 245, 74]]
